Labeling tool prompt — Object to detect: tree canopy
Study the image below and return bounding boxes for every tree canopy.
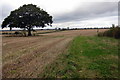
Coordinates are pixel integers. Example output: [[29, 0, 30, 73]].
[[2, 4, 53, 36]]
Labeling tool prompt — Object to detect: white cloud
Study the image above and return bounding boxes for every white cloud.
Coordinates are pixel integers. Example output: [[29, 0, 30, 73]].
[[52, 16, 118, 28]]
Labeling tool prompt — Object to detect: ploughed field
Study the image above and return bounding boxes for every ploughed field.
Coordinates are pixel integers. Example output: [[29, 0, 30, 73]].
[[2, 29, 108, 78]]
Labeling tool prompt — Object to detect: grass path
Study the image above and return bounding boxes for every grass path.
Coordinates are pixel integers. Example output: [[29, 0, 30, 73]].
[[39, 36, 118, 78]]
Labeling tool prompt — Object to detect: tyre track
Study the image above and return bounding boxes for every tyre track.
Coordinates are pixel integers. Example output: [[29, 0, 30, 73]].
[[3, 37, 68, 78]]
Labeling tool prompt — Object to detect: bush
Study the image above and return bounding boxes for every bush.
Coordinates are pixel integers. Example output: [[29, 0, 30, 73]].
[[98, 26, 120, 39], [14, 31, 21, 35], [98, 32, 104, 37], [112, 27, 120, 38], [2, 33, 9, 34], [103, 29, 113, 37]]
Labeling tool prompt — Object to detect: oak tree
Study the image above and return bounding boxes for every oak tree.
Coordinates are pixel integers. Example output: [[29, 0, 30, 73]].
[[2, 4, 53, 36]]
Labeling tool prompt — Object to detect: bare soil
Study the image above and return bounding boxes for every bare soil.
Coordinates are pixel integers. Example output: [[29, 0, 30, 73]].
[[2, 29, 108, 78]]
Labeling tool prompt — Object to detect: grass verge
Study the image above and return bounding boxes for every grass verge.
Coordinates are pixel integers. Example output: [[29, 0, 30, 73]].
[[38, 36, 118, 78]]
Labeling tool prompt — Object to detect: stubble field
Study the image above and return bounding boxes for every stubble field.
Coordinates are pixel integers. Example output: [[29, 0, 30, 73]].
[[2, 29, 111, 78]]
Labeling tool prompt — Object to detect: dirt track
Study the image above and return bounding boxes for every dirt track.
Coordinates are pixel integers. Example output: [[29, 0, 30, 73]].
[[2, 29, 107, 78]]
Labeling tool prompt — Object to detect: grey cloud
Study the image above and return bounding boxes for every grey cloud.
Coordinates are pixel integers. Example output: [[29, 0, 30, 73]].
[[54, 2, 118, 23], [0, 3, 14, 24], [0, 2, 118, 25]]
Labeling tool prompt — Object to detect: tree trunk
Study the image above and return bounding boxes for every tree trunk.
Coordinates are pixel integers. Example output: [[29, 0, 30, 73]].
[[10, 27, 12, 31], [28, 27, 32, 36]]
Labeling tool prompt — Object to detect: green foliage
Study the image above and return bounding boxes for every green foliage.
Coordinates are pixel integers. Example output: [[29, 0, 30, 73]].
[[39, 36, 118, 78], [98, 26, 120, 39], [2, 4, 53, 36]]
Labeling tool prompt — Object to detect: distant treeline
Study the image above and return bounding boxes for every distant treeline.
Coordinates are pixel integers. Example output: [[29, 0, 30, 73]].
[[0, 27, 110, 36], [0, 27, 110, 32], [54, 27, 109, 31]]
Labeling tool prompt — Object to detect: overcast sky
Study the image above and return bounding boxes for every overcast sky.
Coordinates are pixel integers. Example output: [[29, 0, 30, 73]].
[[0, 0, 119, 30]]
